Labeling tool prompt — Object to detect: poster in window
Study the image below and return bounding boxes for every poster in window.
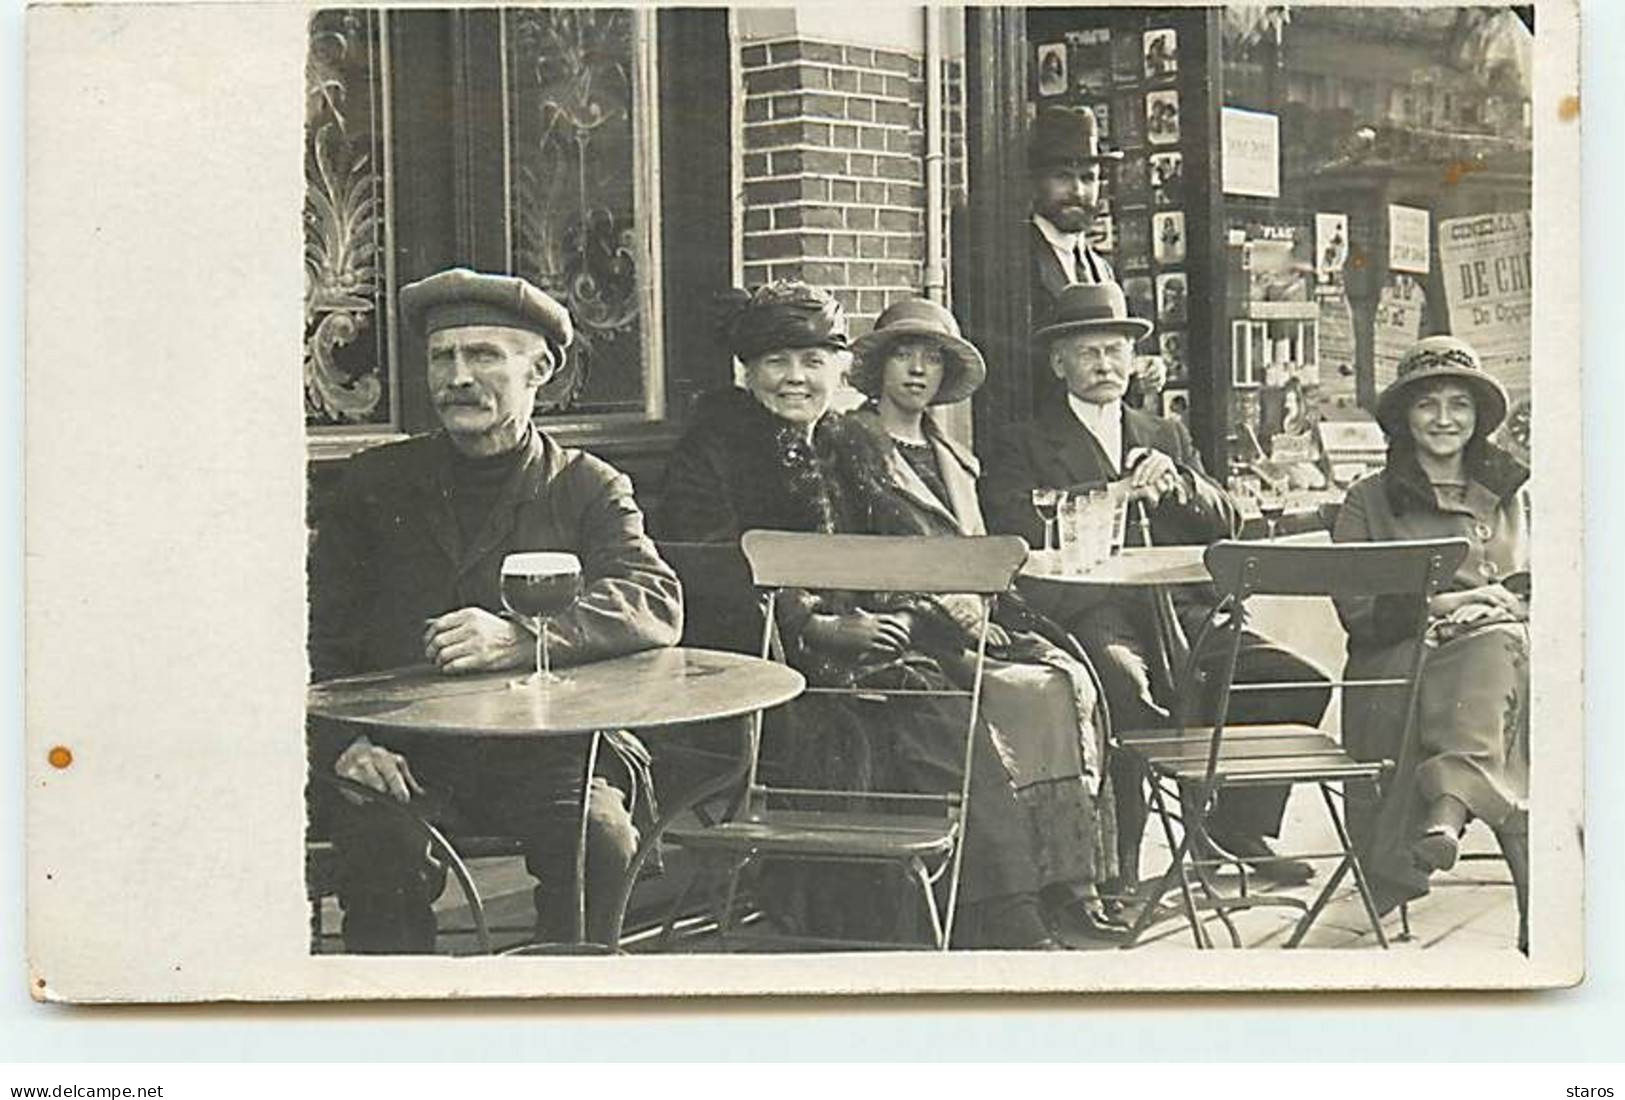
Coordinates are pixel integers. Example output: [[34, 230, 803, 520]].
[[1087, 210, 1116, 255], [1143, 28, 1178, 81], [1436, 210, 1531, 399], [1068, 27, 1112, 96], [1153, 210, 1186, 265], [1156, 271, 1188, 324], [1110, 27, 1142, 84], [1159, 329, 1187, 381], [1161, 387, 1191, 428], [1117, 215, 1151, 271], [1316, 212, 1350, 284], [1088, 100, 1111, 143], [1122, 275, 1155, 326], [1220, 107, 1280, 198], [1037, 43, 1068, 98], [1149, 151, 1183, 206], [1372, 273, 1426, 391], [1115, 154, 1148, 207], [1146, 89, 1180, 146], [1388, 203, 1431, 275], [1114, 92, 1145, 149]]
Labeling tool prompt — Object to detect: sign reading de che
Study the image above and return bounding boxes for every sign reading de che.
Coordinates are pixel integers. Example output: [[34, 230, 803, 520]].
[[1437, 211, 1532, 396]]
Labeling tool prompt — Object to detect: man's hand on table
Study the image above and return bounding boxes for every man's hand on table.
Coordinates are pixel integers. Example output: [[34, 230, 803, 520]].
[[422, 607, 532, 674], [334, 736, 424, 804]]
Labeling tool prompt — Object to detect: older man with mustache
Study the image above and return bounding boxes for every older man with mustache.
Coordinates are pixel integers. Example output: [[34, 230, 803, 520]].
[[307, 268, 682, 953]]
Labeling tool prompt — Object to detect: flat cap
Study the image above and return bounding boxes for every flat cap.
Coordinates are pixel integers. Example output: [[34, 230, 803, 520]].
[[399, 267, 574, 351]]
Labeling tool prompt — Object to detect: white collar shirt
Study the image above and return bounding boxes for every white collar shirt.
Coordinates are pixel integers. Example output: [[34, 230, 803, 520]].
[[1033, 214, 1107, 285], [1066, 393, 1124, 475]]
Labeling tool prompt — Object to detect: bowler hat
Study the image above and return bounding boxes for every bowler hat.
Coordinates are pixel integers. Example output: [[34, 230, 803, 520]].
[[849, 298, 988, 406], [1029, 106, 1124, 170], [1376, 335, 1509, 435], [399, 268, 574, 354], [1033, 282, 1153, 344]]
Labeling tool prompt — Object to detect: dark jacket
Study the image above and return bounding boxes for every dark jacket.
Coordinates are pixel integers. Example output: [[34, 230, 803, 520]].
[[309, 426, 682, 683], [980, 396, 1239, 551]]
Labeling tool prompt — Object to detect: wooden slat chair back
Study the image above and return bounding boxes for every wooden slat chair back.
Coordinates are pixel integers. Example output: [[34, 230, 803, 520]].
[[662, 530, 1029, 952], [1120, 537, 1470, 951]]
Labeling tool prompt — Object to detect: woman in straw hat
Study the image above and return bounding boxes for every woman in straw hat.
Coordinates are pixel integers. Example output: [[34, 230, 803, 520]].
[[658, 282, 1072, 949], [846, 298, 1129, 940], [1332, 335, 1530, 950]]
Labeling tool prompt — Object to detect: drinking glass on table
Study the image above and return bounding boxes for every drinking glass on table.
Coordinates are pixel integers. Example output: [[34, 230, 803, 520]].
[[1032, 488, 1062, 555], [500, 551, 583, 687], [1255, 482, 1287, 542]]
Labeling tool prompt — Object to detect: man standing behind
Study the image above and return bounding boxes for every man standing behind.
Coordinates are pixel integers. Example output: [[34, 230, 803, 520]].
[[982, 283, 1327, 894], [308, 268, 682, 953], [1028, 105, 1161, 407]]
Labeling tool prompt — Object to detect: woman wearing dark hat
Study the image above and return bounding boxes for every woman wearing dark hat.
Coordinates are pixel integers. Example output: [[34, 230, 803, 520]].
[[1332, 335, 1530, 949], [658, 282, 1070, 949], [846, 298, 1129, 940]]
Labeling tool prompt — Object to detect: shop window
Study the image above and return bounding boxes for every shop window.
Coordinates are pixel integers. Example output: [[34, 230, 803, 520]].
[[304, 9, 398, 438], [505, 9, 665, 427]]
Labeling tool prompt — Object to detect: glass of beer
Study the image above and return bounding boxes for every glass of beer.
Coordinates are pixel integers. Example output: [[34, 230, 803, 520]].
[[500, 552, 583, 686]]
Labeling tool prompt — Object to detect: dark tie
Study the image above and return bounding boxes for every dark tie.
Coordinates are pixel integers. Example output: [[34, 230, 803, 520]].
[[1074, 245, 1099, 285]]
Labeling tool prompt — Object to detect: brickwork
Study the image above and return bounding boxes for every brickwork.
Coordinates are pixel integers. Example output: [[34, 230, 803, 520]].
[[740, 38, 963, 334]]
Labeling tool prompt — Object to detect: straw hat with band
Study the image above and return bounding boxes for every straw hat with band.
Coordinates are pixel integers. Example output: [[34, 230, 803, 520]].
[[1032, 282, 1153, 346], [849, 298, 988, 406], [1376, 335, 1509, 436], [1029, 106, 1124, 170]]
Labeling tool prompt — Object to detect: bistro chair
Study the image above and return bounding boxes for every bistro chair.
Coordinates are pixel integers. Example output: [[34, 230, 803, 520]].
[[661, 530, 1029, 952], [1117, 537, 1470, 950]]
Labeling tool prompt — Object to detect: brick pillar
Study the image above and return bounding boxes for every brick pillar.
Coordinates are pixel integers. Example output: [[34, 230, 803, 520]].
[[739, 38, 929, 336]]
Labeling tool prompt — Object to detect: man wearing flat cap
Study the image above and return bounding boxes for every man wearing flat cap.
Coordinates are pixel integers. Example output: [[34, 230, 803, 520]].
[[1028, 106, 1161, 410], [308, 267, 682, 953], [982, 283, 1330, 893]]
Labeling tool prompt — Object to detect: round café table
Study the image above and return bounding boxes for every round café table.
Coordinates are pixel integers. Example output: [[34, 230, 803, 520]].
[[308, 646, 805, 954], [1018, 546, 1211, 696]]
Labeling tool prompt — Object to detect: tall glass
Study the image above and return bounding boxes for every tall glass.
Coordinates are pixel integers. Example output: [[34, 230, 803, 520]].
[[1106, 481, 1131, 555], [500, 552, 583, 687]]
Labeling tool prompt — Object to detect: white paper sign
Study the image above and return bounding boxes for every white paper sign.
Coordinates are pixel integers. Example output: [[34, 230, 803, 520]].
[[1221, 107, 1279, 198], [1437, 210, 1532, 398], [1388, 203, 1431, 274]]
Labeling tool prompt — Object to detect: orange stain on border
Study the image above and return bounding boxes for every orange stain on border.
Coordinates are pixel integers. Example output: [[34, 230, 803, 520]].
[[1558, 95, 1580, 122], [47, 746, 73, 769]]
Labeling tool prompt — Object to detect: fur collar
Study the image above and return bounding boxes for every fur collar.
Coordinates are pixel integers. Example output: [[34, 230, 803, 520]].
[[1383, 440, 1530, 516]]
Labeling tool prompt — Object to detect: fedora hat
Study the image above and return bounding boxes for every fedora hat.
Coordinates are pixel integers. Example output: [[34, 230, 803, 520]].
[[1033, 282, 1153, 345], [1029, 106, 1124, 170], [850, 298, 988, 406], [1376, 335, 1509, 435]]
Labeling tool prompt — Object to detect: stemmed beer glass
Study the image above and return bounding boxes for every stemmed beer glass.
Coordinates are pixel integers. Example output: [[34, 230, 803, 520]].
[[1031, 488, 1062, 555], [500, 552, 583, 687]]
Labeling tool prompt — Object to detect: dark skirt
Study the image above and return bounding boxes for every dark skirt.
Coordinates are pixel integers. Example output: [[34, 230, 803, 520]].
[[1343, 621, 1530, 909]]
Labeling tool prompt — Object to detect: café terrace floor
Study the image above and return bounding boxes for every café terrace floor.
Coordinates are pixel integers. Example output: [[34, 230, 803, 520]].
[[312, 594, 1523, 956]]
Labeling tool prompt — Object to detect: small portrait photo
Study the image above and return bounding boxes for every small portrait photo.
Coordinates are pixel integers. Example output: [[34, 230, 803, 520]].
[[1122, 275, 1155, 324], [1153, 210, 1186, 265], [1068, 26, 1112, 95], [1161, 386, 1191, 427], [1159, 328, 1187, 378], [1156, 270, 1188, 323], [1117, 216, 1151, 271], [1146, 89, 1180, 146], [1149, 151, 1184, 205], [1037, 42, 1068, 98], [1115, 154, 1148, 204], [1143, 28, 1178, 81]]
